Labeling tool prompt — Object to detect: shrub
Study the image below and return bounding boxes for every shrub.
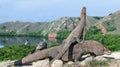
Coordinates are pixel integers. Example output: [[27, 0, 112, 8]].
[[87, 60, 109, 67], [57, 26, 120, 51], [57, 30, 71, 38], [0, 43, 61, 61], [47, 43, 59, 48], [93, 16, 103, 20], [0, 45, 35, 61], [103, 20, 116, 31]]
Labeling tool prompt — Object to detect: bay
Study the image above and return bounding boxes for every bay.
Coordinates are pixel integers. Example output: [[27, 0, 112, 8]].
[[0, 36, 63, 48]]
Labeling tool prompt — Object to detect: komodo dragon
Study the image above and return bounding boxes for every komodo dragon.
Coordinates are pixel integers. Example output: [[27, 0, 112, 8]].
[[51, 6, 87, 63], [13, 40, 111, 65], [29, 41, 47, 54]]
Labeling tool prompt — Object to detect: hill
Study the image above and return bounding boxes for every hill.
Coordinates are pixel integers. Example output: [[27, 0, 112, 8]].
[[0, 10, 120, 36], [96, 11, 120, 34], [0, 16, 100, 36]]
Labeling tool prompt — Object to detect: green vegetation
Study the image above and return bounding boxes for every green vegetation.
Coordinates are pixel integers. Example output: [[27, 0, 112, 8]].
[[57, 26, 120, 51], [85, 26, 120, 51], [0, 26, 119, 61], [57, 30, 71, 38], [0, 43, 60, 61], [93, 16, 103, 20], [21, 31, 44, 37], [103, 20, 116, 32], [0, 31, 16, 36], [109, 13, 113, 15], [47, 43, 59, 48], [1, 25, 7, 29], [0, 31, 44, 37], [87, 60, 109, 67], [102, 34, 120, 51], [0, 45, 36, 61]]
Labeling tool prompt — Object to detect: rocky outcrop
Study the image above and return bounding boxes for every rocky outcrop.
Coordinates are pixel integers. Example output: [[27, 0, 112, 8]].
[[96, 21, 107, 35], [48, 33, 57, 38], [68, 23, 76, 31]]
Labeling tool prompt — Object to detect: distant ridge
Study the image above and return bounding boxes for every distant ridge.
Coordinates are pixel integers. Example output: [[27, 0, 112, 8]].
[[0, 10, 120, 35]]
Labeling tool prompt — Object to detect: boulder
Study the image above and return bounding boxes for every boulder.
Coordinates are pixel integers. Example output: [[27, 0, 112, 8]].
[[95, 56, 107, 61], [51, 60, 63, 67], [32, 59, 50, 67], [67, 61, 74, 65], [79, 56, 93, 67]]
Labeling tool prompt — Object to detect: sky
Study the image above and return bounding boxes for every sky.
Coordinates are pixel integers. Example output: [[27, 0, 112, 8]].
[[0, 0, 120, 23]]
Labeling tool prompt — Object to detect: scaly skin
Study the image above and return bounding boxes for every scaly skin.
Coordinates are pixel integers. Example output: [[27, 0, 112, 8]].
[[51, 6, 87, 63], [13, 40, 111, 65]]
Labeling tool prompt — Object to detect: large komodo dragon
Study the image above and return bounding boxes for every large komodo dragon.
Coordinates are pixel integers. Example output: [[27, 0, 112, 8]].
[[13, 40, 111, 65], [50, 6, 87, 63]]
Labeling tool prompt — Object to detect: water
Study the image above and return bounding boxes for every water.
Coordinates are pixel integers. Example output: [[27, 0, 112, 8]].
[[0, 36, 63, 48], [0, 44, 4, 48]]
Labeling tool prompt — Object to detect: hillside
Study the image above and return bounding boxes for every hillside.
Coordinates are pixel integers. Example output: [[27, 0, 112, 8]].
[[96, 11, 120, 34], [0, 10, 120, 36], [0, 16, 100, 36]]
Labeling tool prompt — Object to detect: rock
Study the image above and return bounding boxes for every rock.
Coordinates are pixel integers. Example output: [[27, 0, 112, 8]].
[[79, 56, 93, 67], [17, 64, 35, 67], [67, 61, 74, 65], [71, 65, 80, 67], [68, 23, 75, 30], [0, 61, 14, 67], [32, 59, 50, 67], [63, 61, 74, 67], [79, 56, 108, 67], [51, 60, 63, 67], [103, 52, 120, 59], [95, 56, 107, 61], [48, 33, 57, 38]]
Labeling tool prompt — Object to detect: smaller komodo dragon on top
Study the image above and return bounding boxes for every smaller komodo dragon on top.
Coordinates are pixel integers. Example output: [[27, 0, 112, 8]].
[[51, 6, 87, 63]]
